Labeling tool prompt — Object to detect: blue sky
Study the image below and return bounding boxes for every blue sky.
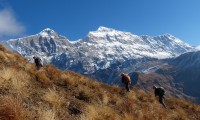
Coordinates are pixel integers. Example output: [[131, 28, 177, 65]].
[[0, 0, 200, 46]]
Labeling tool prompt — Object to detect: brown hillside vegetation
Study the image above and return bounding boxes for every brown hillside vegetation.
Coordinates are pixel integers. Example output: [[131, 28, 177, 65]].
[[0, 45, 200, 120]]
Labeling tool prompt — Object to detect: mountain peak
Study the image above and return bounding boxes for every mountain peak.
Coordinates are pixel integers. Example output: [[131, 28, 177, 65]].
[[39, 28, 58, 38], [153, 34, 177, 40], [162, 34, 175, 38], [40, 28, 56, 33], [97, 26, 115, 32]]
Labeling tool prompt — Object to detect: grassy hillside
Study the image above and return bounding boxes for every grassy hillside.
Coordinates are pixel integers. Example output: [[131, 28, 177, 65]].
[[0, 45, 199, 120]]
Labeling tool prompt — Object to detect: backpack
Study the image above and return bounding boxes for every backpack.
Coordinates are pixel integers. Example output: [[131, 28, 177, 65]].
[[35, 57, 43, 66], [122, 74, 131, 84], [159, 87, 165, 96]]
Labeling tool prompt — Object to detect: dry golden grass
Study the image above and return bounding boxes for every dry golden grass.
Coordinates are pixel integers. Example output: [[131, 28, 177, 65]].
[[0, 46, 25, 64], [83, 105, 121, 120], [37, 107, 57, 120], [100, 92, 109, 105], [0, 44, 200, 120], [0, 51, 11, 62], [60, 73, 74, 85], [0, 95, 31, 120], [36, 70, 52, 87], [42, 88, 65, 110], [0, 68, 30, 96], [0, 45, 7, 51]]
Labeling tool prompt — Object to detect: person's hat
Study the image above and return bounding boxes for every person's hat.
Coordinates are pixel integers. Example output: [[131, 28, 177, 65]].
[[153, 85, 157, 89]]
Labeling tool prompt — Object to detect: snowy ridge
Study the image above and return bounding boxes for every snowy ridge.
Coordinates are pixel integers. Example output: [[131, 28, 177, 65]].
[[2, 26, 195, 75], [82, 27, 193, 60]]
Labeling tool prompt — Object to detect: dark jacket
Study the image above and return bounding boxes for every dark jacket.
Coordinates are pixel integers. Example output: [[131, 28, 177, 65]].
[[33, 57, 43, 67], [154, 87, 165, 97]]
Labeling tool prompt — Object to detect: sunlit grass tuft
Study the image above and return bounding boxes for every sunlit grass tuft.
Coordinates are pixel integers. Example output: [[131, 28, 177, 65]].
[[36, 70, 52, 87], [0, 95, 30, 120], [37, 107, 57, 120], [43, 88, 65, 110]]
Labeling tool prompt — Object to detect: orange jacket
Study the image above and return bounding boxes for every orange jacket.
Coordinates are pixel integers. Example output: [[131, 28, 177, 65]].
[[121, 74, 131, 84]]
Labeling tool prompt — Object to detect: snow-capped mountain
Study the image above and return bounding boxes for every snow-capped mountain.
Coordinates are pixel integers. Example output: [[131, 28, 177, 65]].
[[2, 28, 73, 63], [82, 26, 193, 59], [1, 26, 194, 75]]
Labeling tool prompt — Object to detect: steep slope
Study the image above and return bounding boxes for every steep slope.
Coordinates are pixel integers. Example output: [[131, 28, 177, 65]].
[[0, 45, 200, 120], [132, 51, 200, 103], [169, 51, 200, 98], [135, 69, 198, 103]]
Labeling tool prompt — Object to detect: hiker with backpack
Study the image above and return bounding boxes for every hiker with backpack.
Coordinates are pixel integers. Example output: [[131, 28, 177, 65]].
[[33, 56, 43, 69], [121, 73, 131, 92], [153, 85, 166, 108]]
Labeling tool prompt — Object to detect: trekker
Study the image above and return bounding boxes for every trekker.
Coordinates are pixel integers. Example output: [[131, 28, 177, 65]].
[[33, 56, 43, 69], [153, 85, 166, 108], [121, 73, 131, 92]]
